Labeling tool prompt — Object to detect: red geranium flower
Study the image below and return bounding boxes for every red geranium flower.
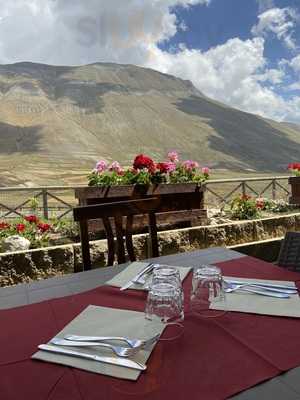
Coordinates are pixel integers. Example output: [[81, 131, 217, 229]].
[[37, 223, 51, 233], [256, 200, 264, 209], [241, 194, 251, 201], [25, 215, 39, 224], [288, 163, 300, 171], [156, 162, 169, 174], [16, 223, 25, 232], [133, 154, 155, 173], [0, 222, 10, 230]]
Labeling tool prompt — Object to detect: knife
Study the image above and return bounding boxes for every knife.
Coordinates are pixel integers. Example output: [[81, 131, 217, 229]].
[[120, 263, 155, 291], [225, 279, 298, 292], [38, 344, 146, 371]]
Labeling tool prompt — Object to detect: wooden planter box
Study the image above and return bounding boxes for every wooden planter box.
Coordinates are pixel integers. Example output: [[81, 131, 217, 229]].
[[75, 183, 207, 231], [289, 177, 300, 205]]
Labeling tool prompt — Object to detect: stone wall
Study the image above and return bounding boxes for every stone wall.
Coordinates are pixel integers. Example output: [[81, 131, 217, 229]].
[[1, 213, 300, 287]]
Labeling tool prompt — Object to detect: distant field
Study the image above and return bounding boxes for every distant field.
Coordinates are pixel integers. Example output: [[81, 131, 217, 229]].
[[0, 154, 290, 187], [209, 170, 289, 180]]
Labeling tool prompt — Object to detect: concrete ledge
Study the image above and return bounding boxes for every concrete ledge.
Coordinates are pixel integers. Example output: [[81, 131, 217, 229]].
[[1, 213, 299, 286]]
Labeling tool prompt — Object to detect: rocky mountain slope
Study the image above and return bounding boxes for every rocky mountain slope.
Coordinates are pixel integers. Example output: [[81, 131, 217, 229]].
[[0, 61, 299, 185]]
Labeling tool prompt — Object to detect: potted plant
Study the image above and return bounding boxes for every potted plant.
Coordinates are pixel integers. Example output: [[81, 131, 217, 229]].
[[288, 163, 300, 204], [75, 151, 210, 228]]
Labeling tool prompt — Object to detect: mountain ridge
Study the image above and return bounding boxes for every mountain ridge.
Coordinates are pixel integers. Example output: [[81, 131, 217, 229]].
[[0, 61, 299, 185]]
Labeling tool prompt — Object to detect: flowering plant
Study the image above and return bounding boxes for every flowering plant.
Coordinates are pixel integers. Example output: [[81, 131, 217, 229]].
[[230, 194, 261, 220], [88, 151, 210, 186], [288, 163, 300, 176], [0, 215, 52, 248]]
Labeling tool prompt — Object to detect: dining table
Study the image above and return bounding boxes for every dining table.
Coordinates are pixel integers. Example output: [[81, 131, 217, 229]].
[[2, 246, 300, 399]]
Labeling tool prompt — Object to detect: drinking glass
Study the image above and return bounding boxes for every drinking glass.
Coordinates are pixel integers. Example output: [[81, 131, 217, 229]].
[[145, 282, 184, 340], [190, 265, 226, 317], [150, 265, 181, 290], [152, 265, 181, 285], [150, 265, 184, 309]]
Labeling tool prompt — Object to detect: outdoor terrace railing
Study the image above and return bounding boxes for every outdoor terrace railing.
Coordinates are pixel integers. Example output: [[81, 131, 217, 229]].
[[204, 176, 291, 208], [0, 186, 83, 220], [0, 176, 291, 220]]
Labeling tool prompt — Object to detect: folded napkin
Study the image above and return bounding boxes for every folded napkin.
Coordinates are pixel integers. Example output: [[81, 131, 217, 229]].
[[106, 261, 191, 290], [211, 276, 300, 318], [32, 305, 164, 381]]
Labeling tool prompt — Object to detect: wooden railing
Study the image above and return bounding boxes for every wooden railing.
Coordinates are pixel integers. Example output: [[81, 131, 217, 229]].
[[204, 176, 290, 207], [0, 176, 291, 219], [0, 186, 83, 219]]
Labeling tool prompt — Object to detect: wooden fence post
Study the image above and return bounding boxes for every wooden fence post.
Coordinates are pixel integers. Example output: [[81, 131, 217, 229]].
[[42, 189, 49, 219], [242, 181, 246, 197], [272, 180, 276, 200]]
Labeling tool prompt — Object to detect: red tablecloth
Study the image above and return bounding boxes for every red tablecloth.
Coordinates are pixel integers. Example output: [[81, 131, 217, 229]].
[[1, 256, 300, 400]]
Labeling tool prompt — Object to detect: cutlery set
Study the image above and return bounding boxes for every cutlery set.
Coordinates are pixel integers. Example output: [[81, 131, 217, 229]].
[[38, 344, 147, 371], [39, 333, 161, 371], [224, 279, 298, 298], [38, 263, 165, 371]]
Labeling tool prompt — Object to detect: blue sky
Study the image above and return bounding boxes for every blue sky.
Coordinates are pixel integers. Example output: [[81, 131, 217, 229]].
[[166, 0, 259, 52], [167, 0, 300, 59], [0, 0, 299, 122], [160, 0, 300, 104]]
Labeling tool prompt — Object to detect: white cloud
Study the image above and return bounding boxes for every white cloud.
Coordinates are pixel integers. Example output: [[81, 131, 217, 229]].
[[0, 0, 209, 65], [145, 37, 300, 122], [148, 38, 266, 100], [0, 0, 299, 123], [290, 55, 300, 72], [251, 7, 299, 50], [287, 82, 300, 91], [255, 68, 285, 84]]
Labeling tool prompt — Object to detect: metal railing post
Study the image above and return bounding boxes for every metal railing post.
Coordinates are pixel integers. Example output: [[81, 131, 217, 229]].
[[42, 189, 49, 219]]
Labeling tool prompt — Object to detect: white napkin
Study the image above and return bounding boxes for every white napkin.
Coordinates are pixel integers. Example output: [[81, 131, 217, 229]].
[[212, 276, 300, 318], [32, 305, 164, 380], [107, 261, 191, 290]]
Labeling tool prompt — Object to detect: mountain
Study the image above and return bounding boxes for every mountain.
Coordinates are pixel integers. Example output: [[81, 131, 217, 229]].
[[281, 122, 300, 131], [0, 61, 299, 186]]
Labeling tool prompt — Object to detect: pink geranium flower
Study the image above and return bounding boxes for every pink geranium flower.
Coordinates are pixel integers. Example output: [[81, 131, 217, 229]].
[[96, 160, 108, 172], [109, 161, 123, 175], [182, 160, 199, 171], [165, 161, 176, 173], [167, 150, 179, 163], [202, 167, 210, 175]]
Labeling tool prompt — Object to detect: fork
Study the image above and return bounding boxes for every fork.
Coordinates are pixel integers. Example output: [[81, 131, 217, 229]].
[[64, 333, 161, 349], [132, 263, 158, 286], [120, 263, 157, 291], [224, 283, 290, 298], [50, 338, 140, 358]]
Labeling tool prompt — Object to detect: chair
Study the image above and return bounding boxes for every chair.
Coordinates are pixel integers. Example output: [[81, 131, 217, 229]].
[[73, 197, 160, 271], [277, 231, 300, 271]]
